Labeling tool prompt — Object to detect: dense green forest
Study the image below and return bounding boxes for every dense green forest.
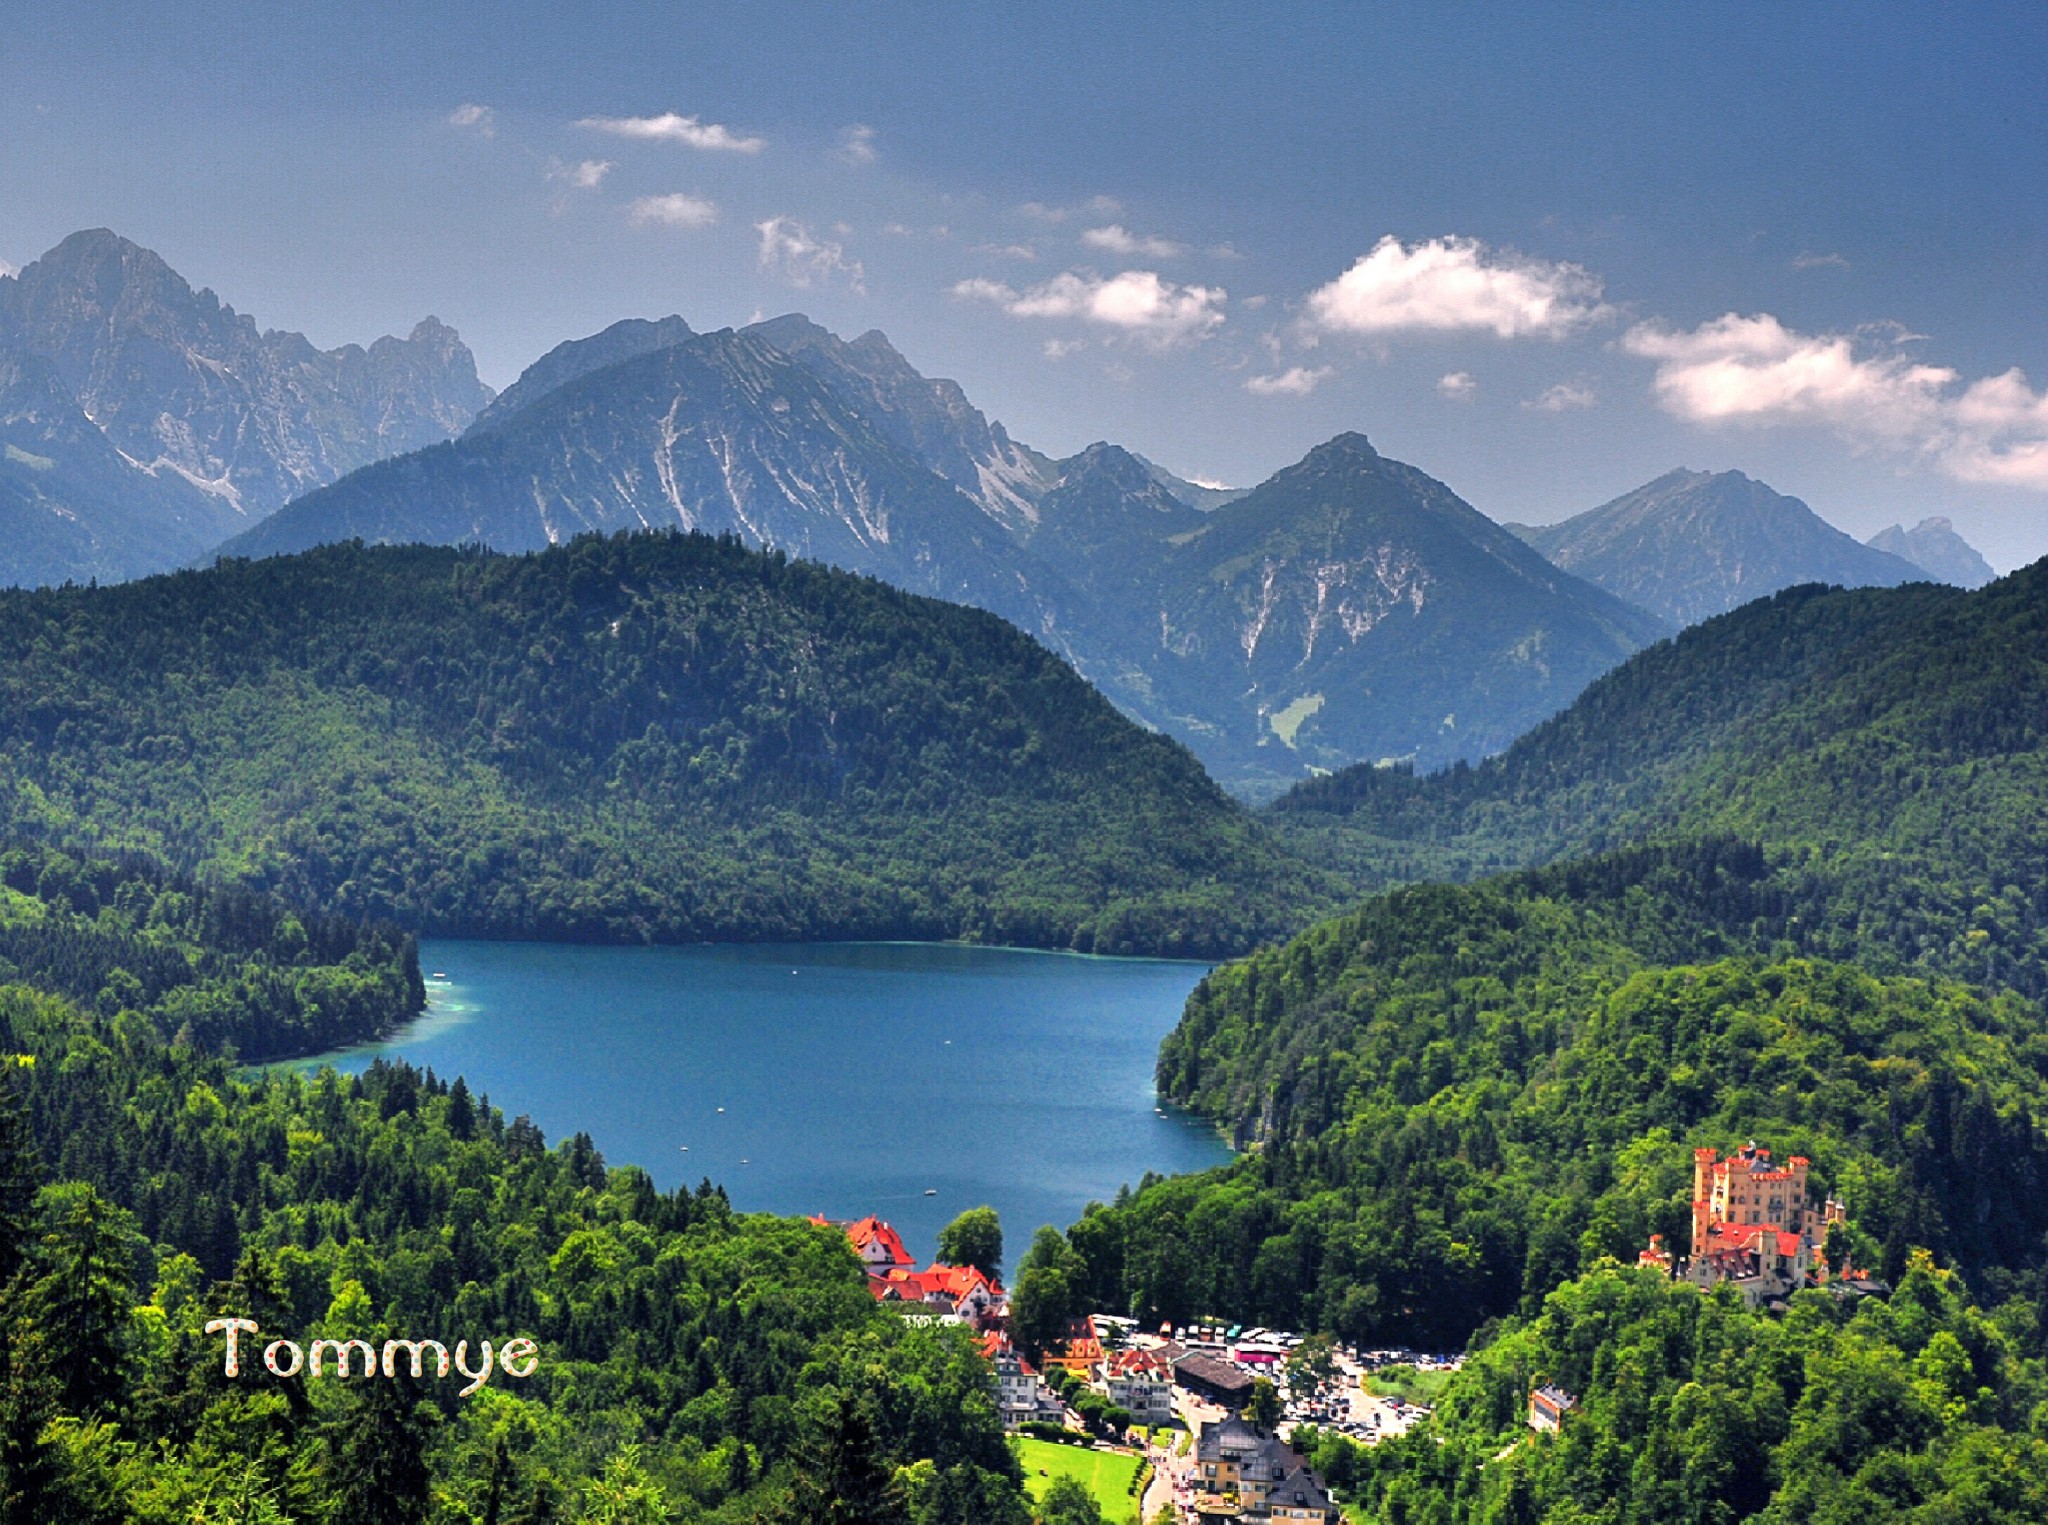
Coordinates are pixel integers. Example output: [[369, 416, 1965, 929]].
[[0, 533, 1342, 959], [1270, 569, 2048, 1000], [0, 938, 1031, 1522], [1298, 1257, 2048, 1523], [0, 839, 420, 1059], [1046, 843, 2048, 1347]]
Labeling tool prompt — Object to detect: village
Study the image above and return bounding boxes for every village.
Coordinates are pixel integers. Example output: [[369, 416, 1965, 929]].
[[819, 1212, 1456, 1524], [819, 1141, 1886, 1523]]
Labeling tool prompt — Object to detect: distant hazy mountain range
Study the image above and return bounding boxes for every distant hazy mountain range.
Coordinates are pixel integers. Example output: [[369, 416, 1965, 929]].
[[222, 314, 1663, 793], [0, 231, 2002, 794], [1505, 468, 1930, 627], [0, 229, 492, 584], [1867, 515, 1996, 588]]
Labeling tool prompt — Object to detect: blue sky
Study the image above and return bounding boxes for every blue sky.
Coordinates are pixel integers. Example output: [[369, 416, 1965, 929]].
[[4, 2, 2045, 565]]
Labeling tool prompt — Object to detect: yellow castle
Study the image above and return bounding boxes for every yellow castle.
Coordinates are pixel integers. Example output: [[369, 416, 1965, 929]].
[[1638, 1143, 1848, 1307]]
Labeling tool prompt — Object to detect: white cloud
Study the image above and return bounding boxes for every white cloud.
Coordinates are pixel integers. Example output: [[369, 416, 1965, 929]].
[[757, 217, 864, 290], [1245, 365, 1333, 397], [448, 103, 496, 137], [1625, 312, 2048, 490], [951, 268, 1227, 345], [548, 158, 614, 190], [578, 112, 765, 153], [1082, 224, 1185, 259], [970, 242, 1038, 260], [1527, 380, 1596, 411], [1792, 251, 1851, 271], [1020, 195, 1123, 223], [1307, 234, 1608, 339], [630, 193, 719, 228], [836, 124, 877, 165], [1042, 338, 1088, 359], [0, 259, 15, 280], [1437, 371, 1477, 401]]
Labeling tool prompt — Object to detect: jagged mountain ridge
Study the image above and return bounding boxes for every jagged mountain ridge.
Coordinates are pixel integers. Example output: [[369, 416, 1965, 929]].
[[217, 328, 1074, 642], [740, 314, 1061, 532], [0, 229, 493, 524], [1133, 435, 1668, 788], [466, 315, 695, 436], [1507, 467, 1925, 627], [221, 320, 1667, 793], [1868, 515, 1996, 588]]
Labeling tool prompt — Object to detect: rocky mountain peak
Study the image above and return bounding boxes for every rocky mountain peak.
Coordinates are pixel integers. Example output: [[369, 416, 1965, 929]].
[[0, 229, 494, 569], [1868, 515, 1996, 589], [1509, 467, 1925, 627]]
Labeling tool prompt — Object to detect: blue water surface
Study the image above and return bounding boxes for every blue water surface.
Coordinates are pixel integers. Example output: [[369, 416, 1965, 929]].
[[285, 939, 1232, 1264]]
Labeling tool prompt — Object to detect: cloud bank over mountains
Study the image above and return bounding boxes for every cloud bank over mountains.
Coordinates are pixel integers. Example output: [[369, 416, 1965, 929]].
[[392, 95, 2048, 508], [1626, 314, 2048, 490]]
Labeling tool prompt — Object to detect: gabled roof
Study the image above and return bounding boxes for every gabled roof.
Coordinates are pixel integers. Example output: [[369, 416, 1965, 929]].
[[1107, 1348, 1173, 1380], [1175, 1352, 1255, 1394], [1700, 1222, 1804, 1259], [923, 1261, 1003, 1298], [844, 1215, 916, 1267], [1273, 1466, 1333, 1513]]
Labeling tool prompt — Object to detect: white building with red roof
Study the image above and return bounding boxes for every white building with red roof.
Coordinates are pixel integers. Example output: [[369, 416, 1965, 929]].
[[839, 1214, 917, 1272], [1102, 1346, 1176, 1423]]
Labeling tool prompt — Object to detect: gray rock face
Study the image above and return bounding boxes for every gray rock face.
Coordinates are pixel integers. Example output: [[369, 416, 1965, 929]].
[[467, 315, 694, 436], [0, 346, 241, 586], [3, 229, 493, 522], [740, 315, 1060, 531], [223, 320, 1666, 795], [1509, 468, 1924, 627], [1867, 516, 1996, 589], [1119, 435, 1668, 792], [217, 328, 1066, 637]]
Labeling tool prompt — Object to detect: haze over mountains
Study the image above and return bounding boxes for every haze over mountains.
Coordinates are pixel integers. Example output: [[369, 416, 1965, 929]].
[[0, 231, 2005, 796], [225, 313, 1666, 791], [0, 229, 493, 584], [1506, 468, 1928, 627], [1868, 515, 1998, 588]]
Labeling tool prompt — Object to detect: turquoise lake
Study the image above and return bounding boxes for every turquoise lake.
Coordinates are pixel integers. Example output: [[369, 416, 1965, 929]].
[[290, 939, 1232, 1264]]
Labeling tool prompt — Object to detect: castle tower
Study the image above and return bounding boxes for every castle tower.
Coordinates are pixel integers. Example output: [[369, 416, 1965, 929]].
[[1691, 1147, 1718, 1254]]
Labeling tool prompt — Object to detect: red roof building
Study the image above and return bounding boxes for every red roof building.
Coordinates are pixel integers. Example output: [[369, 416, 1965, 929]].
[[842, 1215, 917, 1271]]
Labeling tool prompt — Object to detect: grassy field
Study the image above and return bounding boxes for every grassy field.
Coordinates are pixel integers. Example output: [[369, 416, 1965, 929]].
[[1364, 1363, 1454, 1406], [1012, 1436, 1143, 1522]]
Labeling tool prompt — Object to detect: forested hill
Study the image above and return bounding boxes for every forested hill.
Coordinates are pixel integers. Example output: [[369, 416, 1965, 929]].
[[1046, 840, 2048, 1345], [1271, 563, 2048, 993], [0, 532, 1339, 955], [0, 838, 420, 1059]]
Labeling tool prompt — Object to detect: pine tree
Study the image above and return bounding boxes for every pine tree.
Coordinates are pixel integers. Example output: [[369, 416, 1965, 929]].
[[33, 1186, 134, 1417], [763, 1395, 908, 1525], [0, 1078, 38, 1290], [326, 1368, 438, 1525], [0, 1275, 59, 1525]]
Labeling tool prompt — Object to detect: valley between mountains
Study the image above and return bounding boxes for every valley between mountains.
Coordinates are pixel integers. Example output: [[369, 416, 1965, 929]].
[[6, 227, 2048, 1523]]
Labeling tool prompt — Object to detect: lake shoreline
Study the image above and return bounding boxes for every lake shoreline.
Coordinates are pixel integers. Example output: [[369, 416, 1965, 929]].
[[260, 936, 1235, 1260]]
